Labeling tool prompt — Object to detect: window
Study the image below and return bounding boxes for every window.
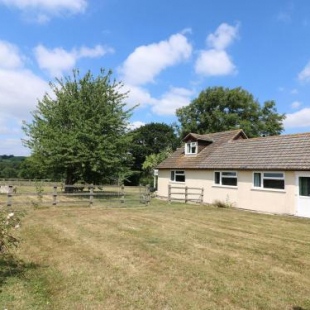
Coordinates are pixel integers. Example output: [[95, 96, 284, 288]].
[[171, 170, 185, 182], [214, 171, 237, 186], [253, 172, 285, 190], [299, 177, 310, 196], [185, 142, 197, 154]]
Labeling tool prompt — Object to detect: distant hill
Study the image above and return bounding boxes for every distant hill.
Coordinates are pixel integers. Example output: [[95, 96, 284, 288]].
[[0, 155, 26, 161]]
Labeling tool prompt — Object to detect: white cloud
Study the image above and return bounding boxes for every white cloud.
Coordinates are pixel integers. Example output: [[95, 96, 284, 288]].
[[0, 68, 48, 118], [0, 0, 87, 12], [0, 0, 87, 22], [0, 41, 24, 69], [118, 31, 197, 116], [34, 44, 111, 77], [207, 23, 239, 50], [0, 67, 49, 155], [195, 23, 239, 77], [298, 61, 310, 82], [34, 45, 76, 77], [152, 87, 193, 115], [122, 84, 155, 109], [291, 101, 302, 109], [128, 121, 145, 130], [195, 49, 236, 76], [0, 39, 50, 155], [123, 84, 193, 116], [79, 45, 112, 58], [119, 32, 192, 86], [284, 108, 310, 128]]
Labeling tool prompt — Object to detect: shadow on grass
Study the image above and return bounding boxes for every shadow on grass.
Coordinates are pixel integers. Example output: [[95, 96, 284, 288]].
[[0, 255, 38, 289]]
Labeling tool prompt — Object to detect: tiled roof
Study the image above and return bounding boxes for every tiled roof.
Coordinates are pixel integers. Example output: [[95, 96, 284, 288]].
[[157, 130, 310, 171]]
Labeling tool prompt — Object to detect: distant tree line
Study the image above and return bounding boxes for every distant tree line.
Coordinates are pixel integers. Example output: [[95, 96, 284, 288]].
[[0, 155, 26, 179]]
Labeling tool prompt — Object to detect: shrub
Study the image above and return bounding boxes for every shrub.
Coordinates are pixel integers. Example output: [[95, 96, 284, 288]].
[[213, 199, 234, 209], [0, 211, 22, 254]]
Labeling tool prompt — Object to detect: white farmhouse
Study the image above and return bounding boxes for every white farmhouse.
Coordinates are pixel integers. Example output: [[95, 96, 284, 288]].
[[157, 129, 310, 218]]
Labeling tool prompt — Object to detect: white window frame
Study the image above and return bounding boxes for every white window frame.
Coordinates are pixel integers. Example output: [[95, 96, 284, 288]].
[[214, 171, 238, 187], [253, 171, 285, 190], [170, 170, 185, 182], [185, 142, 198, 155]]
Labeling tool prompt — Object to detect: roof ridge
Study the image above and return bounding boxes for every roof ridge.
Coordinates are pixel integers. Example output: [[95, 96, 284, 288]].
[[232, 131, 310, 143]]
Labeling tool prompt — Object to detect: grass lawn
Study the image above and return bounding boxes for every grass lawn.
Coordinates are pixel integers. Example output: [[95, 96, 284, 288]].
[[1, 200, 310, 309]]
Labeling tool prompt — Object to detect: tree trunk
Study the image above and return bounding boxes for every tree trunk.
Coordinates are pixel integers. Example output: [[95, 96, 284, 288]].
[[65, 167, 76, 193]]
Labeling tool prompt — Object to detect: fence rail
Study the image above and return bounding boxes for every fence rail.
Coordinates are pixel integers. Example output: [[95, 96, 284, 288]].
[[168, 185, 204, 204], [0, 184, 151, 208]]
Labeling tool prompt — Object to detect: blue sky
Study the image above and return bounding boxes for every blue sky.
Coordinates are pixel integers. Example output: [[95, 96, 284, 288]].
[[1, 0, 310, 155]]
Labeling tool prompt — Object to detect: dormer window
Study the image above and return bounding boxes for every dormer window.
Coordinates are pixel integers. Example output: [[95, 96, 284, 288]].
[[185, 142, 197, 155]]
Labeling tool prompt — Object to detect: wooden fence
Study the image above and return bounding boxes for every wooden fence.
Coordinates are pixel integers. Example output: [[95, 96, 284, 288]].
[[168, 185, 204, 204], [0, 184, 151, 208]]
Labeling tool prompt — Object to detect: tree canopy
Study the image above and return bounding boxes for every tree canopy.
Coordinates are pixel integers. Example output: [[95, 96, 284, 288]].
[[22, 69, 134, 185], [176, 87, 285, 138], [142, 147, 172, 181], [127, 122, 179, 185]]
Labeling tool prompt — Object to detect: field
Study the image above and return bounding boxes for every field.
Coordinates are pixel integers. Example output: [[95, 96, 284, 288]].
[[1, 200, 310, 309]]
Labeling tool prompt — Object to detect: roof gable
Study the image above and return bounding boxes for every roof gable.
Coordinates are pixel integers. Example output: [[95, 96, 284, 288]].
[[183, 133, 213, 143], [183, 129, 247, 143]]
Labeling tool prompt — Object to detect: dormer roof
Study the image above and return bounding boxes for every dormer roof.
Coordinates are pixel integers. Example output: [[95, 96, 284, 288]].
[[157, 129, 247, 169], [183, 133, 214, 143]]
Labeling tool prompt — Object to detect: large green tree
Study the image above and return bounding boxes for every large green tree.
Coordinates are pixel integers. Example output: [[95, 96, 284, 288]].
[[176, 87, 285, 138], [22, 69, 134, 185], [127, 122, 179, 185]]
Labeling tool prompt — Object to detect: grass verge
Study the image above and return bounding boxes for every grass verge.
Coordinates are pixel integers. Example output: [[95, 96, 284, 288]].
[[1, 200, 310, 309]]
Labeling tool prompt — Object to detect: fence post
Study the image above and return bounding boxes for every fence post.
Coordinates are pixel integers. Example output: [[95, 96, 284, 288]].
[[200, 187, 204, 204], [185, 186, 188, 203], [7, 185, 13, 207], [168, 185, 171, 203], [146, 185, 150, 205], [89, 185, 94, 207], [121, 185, 125, 203], [53, 185, 57, 206]]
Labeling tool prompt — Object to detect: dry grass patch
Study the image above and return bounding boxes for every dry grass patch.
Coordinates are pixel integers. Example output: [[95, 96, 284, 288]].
[[1, 201, 310, 309]]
